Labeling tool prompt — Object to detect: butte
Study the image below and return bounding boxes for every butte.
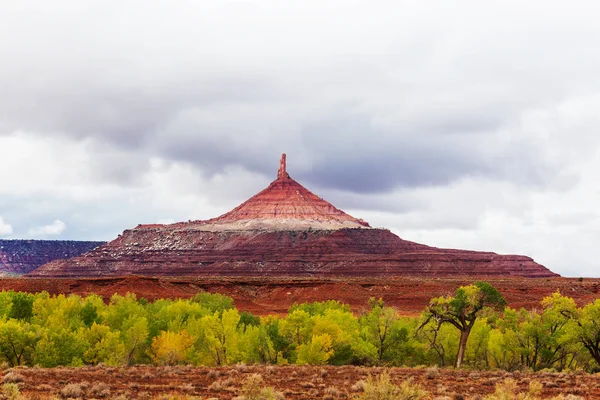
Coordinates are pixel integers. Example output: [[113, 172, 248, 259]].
[[29, 154, 557, 278]]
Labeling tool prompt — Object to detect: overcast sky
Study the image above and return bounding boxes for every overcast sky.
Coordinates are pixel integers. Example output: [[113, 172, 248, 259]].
[[1, 1, 600, 277]]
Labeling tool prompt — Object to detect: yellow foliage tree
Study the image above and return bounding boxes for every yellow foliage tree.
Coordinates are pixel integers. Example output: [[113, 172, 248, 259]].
[[296, 333, 334, 365], [150, 330, 195, 365]]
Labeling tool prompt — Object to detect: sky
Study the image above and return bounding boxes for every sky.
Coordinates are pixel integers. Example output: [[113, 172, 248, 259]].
[[1, 1, 600, 277]]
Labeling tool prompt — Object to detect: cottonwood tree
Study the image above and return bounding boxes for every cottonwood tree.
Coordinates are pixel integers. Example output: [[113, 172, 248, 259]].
[[296, 333, 333, 365], [572, 298, 600, 368], [361, 298, 409, 364], [419, 281, 506, 368], [0, 320, 38, 366], [150, 330, 195, 365]]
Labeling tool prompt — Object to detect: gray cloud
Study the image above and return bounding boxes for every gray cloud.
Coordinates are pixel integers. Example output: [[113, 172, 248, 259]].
[[1, 1, 600, 276]]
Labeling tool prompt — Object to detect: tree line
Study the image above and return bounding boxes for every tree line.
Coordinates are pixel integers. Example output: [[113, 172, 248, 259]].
[[0, 282, 599, 372]]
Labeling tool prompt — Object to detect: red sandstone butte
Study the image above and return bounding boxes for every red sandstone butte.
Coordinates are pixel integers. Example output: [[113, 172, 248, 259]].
[[29, 154, 557, 278]]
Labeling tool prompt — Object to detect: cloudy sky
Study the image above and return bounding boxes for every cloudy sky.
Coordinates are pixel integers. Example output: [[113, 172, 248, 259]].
[[1, 1, 600, 277]]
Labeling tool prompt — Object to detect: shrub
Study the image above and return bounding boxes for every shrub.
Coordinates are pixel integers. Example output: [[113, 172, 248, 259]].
[[355, 372, 427, 400], [324, 386, 342, 399], [2, 383, 22, 400], [2, 372, 25, 384], [237, 373, 285, 400], [209, 378, 235, 392], [89, 382, 111, 398], [425, 366, 440, 380], [60, 383, 85, 399], [485, 378, 545, 400]]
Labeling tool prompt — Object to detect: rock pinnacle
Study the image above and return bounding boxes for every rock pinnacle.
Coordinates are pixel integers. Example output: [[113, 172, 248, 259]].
[[277, 153, 289, 180]]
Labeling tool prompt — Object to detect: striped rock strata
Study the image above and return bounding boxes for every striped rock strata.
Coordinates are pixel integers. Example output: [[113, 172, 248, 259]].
[[0, 240, 104, 275]]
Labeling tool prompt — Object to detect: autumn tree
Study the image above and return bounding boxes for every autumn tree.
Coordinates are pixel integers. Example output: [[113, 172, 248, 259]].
[[296, 333, 334, 365], [150, 330, 195, 365], [419, 281, 506, 368]]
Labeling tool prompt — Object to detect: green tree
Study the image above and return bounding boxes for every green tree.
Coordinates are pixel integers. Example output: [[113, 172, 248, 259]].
[[280, 309, 313, 349], [571, 298, 600, 368], [200, 309, 241, 365], [34, 327, 87, 367], [83, 323, 126, 366], [9, 292, 34, 321], [361, 298, 408, 364], [122, 316, 149, 365], [80, 295, 105, 327], [102, 293, 147, 331], [419, 281, 506, 368], [0, 319, 38, 366], [190, 292, 234, 315]]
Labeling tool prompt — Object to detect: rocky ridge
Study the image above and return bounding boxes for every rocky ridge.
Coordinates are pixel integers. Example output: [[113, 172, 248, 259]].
[[29, 154, 557, 278], [0, 240, 105, 275]]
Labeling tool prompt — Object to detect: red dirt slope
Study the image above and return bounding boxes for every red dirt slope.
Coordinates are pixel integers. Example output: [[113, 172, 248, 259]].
[[3, 276, 597, 316]]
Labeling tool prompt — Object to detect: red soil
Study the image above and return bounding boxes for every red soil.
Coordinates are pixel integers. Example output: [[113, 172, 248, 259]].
[[2, 276, 598, 316]]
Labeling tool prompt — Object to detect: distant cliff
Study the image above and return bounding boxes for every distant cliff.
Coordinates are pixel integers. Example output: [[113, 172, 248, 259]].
[[0, 240, 105, 275]]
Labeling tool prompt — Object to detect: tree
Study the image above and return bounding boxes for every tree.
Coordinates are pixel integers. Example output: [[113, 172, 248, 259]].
[[573, 298, 600, 368], [80, 295, 105, 327], [34, 327, 87, 367], [200, 309, 241, 365], [416, 318, 458, 367], [9, 292, 34, 321], [280, 309, 313, 348], [296, 334, 334, 365], [150, 330, 194, 365], [419, 281, 506, 368], [83, 323, 126, 366], [191, 292, 234, 315], [537, 291, 578, 370], [0, 320, 38, 366], [361, 298, 408, 364], [122, 316, 149, 365]]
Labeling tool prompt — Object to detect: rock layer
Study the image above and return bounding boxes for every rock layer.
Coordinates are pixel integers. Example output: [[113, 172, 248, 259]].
[[0, 240, 104, 275], [29, 154, 557, 278], [29, 227, 554, 277]]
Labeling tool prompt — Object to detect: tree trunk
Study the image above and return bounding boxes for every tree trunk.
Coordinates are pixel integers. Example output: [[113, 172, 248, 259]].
[[455, 328, 471, 369], [584, 343, 600, 366]]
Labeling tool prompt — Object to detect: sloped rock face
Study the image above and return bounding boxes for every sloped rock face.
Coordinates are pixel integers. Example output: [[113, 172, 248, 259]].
[[0, 240, 104, 275], [29, 227, 556, 278], [28, 154, 558, 278]]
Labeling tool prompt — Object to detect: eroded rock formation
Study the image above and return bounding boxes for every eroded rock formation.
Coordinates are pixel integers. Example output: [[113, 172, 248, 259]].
[[0, 240, 104, 275], [29, 154, 557, 278]]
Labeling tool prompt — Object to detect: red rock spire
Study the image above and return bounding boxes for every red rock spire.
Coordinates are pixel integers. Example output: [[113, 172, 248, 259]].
[[277, 153, 289, 180], [205, 153, 371, 228]]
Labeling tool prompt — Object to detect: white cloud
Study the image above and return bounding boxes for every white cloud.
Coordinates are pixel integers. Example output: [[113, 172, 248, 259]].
[[0, 217, 13, 236], [29, 220, 67, 236]]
